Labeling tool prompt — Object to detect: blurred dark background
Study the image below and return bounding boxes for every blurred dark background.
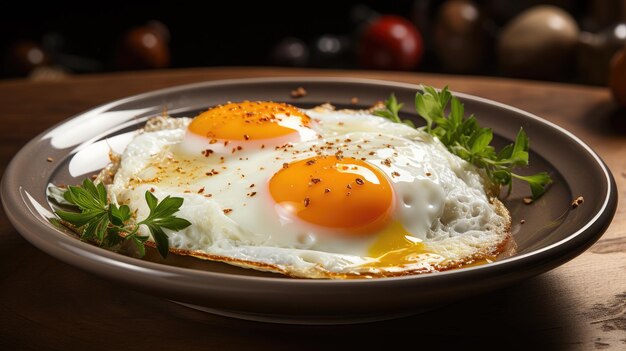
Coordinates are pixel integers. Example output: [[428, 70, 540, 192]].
[[2, 0, 626, 95]]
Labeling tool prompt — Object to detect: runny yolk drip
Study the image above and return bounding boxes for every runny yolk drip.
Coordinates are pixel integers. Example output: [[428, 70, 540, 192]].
[[269, 156, 394, 236], [366, 221, 440, 268], [365, 222, 496, 270], [188, 101, 311, 141]]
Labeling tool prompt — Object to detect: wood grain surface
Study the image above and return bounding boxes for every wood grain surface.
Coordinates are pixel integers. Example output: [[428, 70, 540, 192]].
[[1, 67, 625, 350]]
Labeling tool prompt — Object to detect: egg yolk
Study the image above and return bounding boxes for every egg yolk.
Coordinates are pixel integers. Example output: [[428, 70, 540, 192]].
[[188, 101, 312, 141], [269, 156, 394, 236]]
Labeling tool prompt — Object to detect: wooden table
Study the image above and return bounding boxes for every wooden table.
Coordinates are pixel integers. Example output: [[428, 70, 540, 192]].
[[1, 68, 624, 350]]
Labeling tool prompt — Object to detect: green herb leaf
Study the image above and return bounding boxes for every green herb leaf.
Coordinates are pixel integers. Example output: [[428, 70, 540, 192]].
[[374, 93, 414, 127], [53, 179, 191, 259], [145, 224, 169, 258], [376, 85, 553, 199]]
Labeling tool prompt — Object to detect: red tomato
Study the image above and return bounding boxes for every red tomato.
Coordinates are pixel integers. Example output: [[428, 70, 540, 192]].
[[358, 15, 423, 70], [609, 48, 626, 108]]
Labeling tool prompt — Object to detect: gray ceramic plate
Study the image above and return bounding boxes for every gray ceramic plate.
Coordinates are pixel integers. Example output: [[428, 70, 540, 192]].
[[1, 77, 617, 324]]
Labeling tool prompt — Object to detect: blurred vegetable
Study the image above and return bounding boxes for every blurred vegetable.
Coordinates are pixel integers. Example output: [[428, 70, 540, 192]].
[[358, 15, 423, 70], [609, 47, 626, 108]]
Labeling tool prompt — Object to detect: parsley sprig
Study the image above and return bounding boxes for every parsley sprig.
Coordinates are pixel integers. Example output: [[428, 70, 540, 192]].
[[54, 179, 191, 258], [374, 86, 552, 199]]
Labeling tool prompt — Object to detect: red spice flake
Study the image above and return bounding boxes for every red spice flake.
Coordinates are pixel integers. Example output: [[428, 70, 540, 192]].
[[355, 178, 364, 185], [368, 151, 376, 156], [306, 159, 316, 166], [202, 149, 214, 157], [150, 187, 155, 193], [381, 158, 392, 167], [261, 144, 265, 149], [282, 162, 289, 169], [425, 172, 432, 176], [324, 188, 331, 194], [344, 138, 352, 143], [360, 157, 366, 161], [204, 194, 213, 198], [243, 134, 250, 140], [346, 192, 351, 196], [46, 157, 54, 162], [291, 86, 307, 98], [310, 178, 321, 184], [247, 192, 257, 197], [198, 187, 205, 194], [391, 171, 400, 178], [346, 184, 352, 189], [249, 183, 255, 188], [223, 208, 233, 214], [303, 197, 311, 207], [224, 140, 230, 146], [571, 196, 584, 209], [205, 169, 219, 176]]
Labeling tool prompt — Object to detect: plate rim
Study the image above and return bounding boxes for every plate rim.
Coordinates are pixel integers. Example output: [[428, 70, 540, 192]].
[[1, 76, 618, 288]]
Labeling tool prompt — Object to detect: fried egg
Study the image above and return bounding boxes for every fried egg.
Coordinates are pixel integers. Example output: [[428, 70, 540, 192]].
[[106, 102, 511, 278]]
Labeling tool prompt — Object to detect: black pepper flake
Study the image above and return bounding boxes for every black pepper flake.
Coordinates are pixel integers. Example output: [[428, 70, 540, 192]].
[[571, 196, 584, 209], [382, 159, 392, 167], [282, 162, 289, 169], [249, 184, 255, 188], [425, 172, 432, 176], [198, 187, 205, 194], [368, 151, 376, 156], [247, 192, 257, 197], [306, 159, 316, 166], [355, 178, 364, 185], [303, 197, 310, 207], [223, 208, 233, 214], [347, 184, 352, 189], [291, 86, 307, 98], [243, 134, 250, 140], [391, 171, 400, 178], [202, 149, 214, 157], [311, 178, 321, 184], [324, 188, 331, 194]]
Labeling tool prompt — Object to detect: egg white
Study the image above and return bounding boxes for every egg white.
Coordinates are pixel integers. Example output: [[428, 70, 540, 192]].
[[106, 106, 511, 278]]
